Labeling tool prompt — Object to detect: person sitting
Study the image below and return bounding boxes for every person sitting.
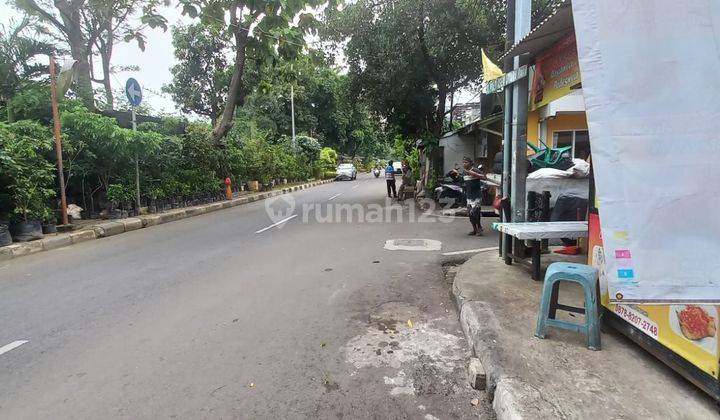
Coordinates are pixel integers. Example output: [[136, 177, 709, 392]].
[[398, 160, 413, 202]]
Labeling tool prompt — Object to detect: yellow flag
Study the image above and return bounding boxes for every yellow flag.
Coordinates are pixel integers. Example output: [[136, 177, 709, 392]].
[[481, 49, 503, 82]]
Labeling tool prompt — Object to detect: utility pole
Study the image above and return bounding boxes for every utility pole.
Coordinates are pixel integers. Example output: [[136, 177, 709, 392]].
[[510, 0, 532, 259], [500, 0, 515, 262], [49, 55, 69, 226], [500, 0, 531, 259], [290, 84, 296, 151]]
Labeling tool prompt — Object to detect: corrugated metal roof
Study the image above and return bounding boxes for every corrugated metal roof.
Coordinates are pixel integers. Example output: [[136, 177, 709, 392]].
[[441, 112, 504, 139], [500, 0, 574, 61]]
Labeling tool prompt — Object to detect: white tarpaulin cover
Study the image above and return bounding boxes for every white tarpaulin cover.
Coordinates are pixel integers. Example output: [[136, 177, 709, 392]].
[[573, 0, 720, 303], [493, 221, 588, 240]]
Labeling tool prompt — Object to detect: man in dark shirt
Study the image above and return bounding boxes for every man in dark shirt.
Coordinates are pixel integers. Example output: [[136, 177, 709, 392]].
[[462, 157, 487, 236]]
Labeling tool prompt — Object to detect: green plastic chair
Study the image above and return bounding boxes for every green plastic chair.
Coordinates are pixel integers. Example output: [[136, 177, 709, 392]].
[[527, 138, 572, 169]]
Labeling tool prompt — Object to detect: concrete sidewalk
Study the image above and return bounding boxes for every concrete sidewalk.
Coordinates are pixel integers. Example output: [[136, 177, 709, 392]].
[[0, 179, 333, 262], [453, 252, 719, 419]]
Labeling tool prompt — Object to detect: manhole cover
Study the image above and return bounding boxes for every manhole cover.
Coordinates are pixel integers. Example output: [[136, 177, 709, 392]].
[[384, 239, 442, 251]]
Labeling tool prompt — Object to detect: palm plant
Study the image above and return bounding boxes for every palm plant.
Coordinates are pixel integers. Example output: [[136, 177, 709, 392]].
[[0, 18, 54, 122]]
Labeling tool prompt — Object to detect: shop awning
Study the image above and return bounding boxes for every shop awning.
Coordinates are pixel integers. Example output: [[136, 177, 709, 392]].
[[501, 0, 574, 61]]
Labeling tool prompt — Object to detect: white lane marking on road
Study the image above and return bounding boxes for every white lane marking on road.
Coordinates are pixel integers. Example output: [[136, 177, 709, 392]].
[[441, 247, 498, 256], [352, 184, 360, 190], [328, 193, 343, 201], [0, 340, 28, 356], [255, 214, 298, 234], [421, 214, 467, 219]]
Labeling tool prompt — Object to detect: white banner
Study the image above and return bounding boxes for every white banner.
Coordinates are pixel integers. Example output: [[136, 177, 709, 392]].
[[573, 0, 720, 303]]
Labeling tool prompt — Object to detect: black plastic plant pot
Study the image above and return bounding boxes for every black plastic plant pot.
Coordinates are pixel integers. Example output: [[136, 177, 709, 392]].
[[42, 223, 58, 234], [0, 223, 12, 247], [11, 220, 44, 242]]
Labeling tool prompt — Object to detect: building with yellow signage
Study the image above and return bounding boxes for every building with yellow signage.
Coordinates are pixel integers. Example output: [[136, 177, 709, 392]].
[[524, 31, 588, 160], [499, 0, 720, 401]]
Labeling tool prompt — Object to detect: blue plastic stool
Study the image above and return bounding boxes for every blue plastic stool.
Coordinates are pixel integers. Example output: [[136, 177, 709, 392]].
[[535, 262, 601, 350]]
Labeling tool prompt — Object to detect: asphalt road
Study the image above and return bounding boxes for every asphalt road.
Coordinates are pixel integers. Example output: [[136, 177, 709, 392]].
[[0, 173, 499, 419]]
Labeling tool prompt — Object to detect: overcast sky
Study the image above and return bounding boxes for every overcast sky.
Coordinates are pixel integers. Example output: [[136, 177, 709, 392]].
[[1, 1, 478, 118], [1, 1, 194, 115], [109, 4, 192, 114]]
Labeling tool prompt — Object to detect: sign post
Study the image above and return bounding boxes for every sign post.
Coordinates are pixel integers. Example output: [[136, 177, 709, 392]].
[[125, 78, 143, 212], [483, 65, 528, 94]]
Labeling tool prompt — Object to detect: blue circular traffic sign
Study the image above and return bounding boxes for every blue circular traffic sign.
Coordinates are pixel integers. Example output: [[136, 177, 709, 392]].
[[125, 78, 143, 107]]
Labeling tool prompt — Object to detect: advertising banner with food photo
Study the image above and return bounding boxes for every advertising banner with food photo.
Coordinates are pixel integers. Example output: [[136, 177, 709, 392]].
[[573, 0, 720, 303], [589, 213, 720, 378], [529, 32, 581, 111]]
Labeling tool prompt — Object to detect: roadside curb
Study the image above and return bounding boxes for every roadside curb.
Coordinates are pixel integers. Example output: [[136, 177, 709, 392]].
[[0, 179, 334, 262], [452, 254, 551, 420], [452, 251, 720, 419]]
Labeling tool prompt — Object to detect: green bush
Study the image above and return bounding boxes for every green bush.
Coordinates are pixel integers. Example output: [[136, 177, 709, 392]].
[[319, 147, 337, 171], [1, 100, 351, 218], [6, 83, 53, 123], [295, 135, 321, 163], [0, 121, 55, 221], [425, 171, 438, 194], [407, 148, 419, 181], [106, 184, 135, 208], [237, 135, 273, 183]]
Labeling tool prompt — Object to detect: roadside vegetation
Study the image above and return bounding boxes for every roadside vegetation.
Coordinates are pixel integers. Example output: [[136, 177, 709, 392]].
[[0, 0, 556, 230]]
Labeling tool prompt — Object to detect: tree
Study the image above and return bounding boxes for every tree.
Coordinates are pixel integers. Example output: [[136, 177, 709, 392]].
[[0, 18, 53, 122], [163, 23, 232, 124], [327, 0, 500, 138], [233, 52, 383, 157], [459, 0, 562, 38], [88, 0, 167, 109], [326, 0, 560, 139], [178, 0, 324, 142], [13, 0, 167, 110]]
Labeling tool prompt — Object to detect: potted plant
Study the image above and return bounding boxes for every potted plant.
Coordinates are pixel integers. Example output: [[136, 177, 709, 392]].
[[107, 184, 133, 219], [42, 209, 57, 234], [10, 178, 54, 242], [0, 193, 12, 246], [1, 120, 56, 241], [0, 221, 12, 247], [148, 187, 163, 213]]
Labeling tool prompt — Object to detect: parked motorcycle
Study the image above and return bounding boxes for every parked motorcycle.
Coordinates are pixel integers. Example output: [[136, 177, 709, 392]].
[[434, 171, 466, 208]]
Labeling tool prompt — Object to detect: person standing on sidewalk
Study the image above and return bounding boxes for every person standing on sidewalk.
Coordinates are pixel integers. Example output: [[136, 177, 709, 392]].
[[385, 160, 398, 198], [463, 157, 487, 236]]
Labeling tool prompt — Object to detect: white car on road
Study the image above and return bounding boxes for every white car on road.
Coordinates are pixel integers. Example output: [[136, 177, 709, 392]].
[[336, 163, 357, 180]]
